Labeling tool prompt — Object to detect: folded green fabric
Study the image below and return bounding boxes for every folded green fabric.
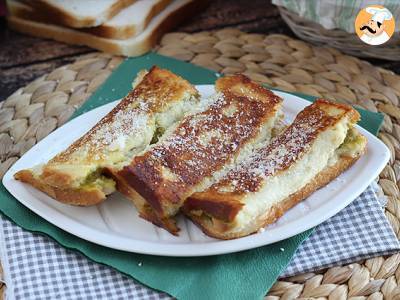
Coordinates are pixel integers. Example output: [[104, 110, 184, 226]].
[[0, 53, 383, 300]]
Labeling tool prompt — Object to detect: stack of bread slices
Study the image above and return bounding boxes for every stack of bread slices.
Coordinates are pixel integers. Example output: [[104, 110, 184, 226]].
[[6, 0, 205, 56]]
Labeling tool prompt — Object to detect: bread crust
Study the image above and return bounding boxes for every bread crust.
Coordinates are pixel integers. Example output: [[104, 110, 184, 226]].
[[14, 170, 106, 205], [186, 152, 364, 239], [25, 0, 137, 28]]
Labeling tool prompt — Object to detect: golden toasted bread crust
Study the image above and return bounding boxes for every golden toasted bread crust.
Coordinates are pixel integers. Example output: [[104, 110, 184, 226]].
[[186, 152, 364, 239], [183, 190, 244, 222], [14, 170, 106, 205], [185, 99, 360, 222], [117, 75, 282, 224]]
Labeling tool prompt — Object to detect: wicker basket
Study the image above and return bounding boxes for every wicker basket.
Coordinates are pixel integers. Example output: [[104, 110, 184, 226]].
[[278, 6, 400, 61]]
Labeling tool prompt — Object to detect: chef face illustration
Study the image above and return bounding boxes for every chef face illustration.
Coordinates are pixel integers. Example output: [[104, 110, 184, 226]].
[[356, 6, 395, 45], [360, 19, 386, 37]]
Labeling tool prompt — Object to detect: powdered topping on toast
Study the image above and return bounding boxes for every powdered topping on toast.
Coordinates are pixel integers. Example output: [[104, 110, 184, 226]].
[[137, 92, 269, 181], [53, 99, 149, 163], [50, 66, 198, 164], [211, 103, 338, 194]]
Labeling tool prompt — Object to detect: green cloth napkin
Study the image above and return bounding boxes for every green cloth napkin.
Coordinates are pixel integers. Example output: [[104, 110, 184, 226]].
[[0, 52, 383, 300]]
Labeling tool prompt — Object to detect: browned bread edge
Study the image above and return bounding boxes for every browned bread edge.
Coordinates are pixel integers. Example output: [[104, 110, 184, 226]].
[[14, 170, 106, 205], [84, 0, 173, 39], [104, 167, 180, 234]]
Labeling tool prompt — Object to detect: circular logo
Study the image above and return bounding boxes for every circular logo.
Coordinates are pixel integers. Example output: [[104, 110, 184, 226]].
[[355, 5, 395, 45]]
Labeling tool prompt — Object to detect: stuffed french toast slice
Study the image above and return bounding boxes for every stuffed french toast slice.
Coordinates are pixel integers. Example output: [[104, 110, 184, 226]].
[[14, 66, 200, 205], [110, 75, 283, 234], [183, 99, 367, 239]]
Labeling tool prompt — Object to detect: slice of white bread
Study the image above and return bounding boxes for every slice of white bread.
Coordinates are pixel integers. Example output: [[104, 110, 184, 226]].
[[184, 100, 367, 239], [88, 0, 173, 39], [21, 0, 136, 28], [8, 0, 172, 39], [7, 0, 203, 56], [14, 67, 200, 206]]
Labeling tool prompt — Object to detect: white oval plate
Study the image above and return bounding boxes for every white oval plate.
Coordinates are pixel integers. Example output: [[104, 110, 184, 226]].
[[3, 85, 390, 257]]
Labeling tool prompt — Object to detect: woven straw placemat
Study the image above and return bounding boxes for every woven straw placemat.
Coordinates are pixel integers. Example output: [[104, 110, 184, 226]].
[[1, 28, 400, 299]]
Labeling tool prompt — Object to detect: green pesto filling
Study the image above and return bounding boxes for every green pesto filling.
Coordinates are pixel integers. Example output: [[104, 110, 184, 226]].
[[337, 128, 365, 157]]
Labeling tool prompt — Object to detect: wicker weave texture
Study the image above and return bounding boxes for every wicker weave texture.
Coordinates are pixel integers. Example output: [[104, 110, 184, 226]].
[[0, 29, 399, 299]]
